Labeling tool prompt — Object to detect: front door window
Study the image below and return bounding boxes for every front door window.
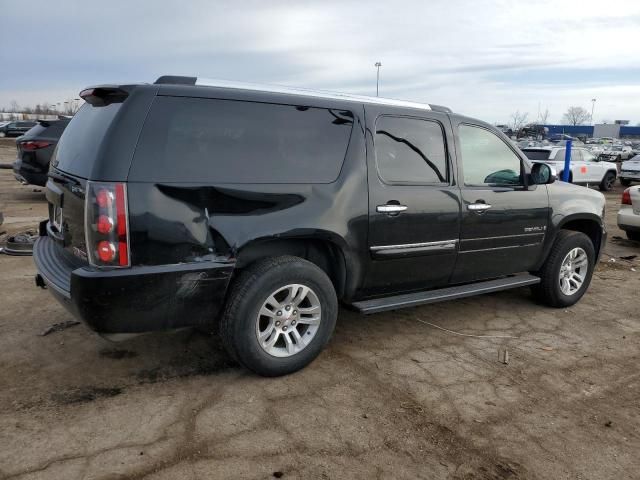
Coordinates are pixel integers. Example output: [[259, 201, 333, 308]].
[[458, 125, 522, 186]]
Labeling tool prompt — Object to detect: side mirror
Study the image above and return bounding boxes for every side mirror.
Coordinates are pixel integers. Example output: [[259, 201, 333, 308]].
[[531, 163, 556, 185]]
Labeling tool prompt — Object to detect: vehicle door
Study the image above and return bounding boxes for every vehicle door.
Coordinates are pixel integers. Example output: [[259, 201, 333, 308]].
[[450, 121, 550, 284], [568, 149, 589, 182], [581, 149, 607, 182], [364, 108, 461, 296]]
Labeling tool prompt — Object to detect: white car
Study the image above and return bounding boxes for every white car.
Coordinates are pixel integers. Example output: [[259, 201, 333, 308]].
[[521, 146, 618, 191], [617, 186, 640, 241], [599, 144, 634, 162], [620, 155, 640, 186]]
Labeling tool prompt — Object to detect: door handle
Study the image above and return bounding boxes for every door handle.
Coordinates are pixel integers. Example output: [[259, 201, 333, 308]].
[[377, 204, 408, 214], [467, 202, 492, 212]]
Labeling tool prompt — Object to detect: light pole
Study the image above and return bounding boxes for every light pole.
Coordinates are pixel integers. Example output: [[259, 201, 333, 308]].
[[374, 62, 382, 97], [591, 98, 596, 125]]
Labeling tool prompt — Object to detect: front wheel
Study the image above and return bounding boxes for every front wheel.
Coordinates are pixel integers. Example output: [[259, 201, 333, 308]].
[[599, 171, 616, 191], [220, 256, 338, 376], [532, 230, 595, 308], [0, 132, 5, 138]]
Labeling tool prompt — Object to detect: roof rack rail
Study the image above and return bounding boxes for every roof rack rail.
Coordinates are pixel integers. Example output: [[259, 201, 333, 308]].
[[153, 75, 451, 113]]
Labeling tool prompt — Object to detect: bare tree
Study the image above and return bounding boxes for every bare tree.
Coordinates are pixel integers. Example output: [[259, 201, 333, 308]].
[[562, 106, 590, 126], [539, 108, 550, 125], [9, 100, 19, 113], [510, 110, 529, 132]]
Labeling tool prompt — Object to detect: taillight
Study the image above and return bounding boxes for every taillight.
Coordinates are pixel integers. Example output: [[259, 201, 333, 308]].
[[20, 140, 51, 151], [85, 182, 130, 267], [622, 188, 632, 205]]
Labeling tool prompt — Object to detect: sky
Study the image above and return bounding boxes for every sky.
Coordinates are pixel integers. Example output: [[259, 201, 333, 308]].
[[1, 0, 639, 125]]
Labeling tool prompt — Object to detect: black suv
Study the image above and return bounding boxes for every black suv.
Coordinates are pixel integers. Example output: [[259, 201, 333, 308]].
[[14, 117, 70, 186], [34, 76, 606, 376], [0, 120, 37, 138]]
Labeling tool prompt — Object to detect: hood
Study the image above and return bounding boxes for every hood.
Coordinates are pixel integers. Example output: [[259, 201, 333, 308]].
[[547, 180, 606, 218]]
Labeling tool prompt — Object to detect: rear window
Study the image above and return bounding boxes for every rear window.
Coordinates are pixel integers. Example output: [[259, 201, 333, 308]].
[[51, 103, 122, 178], [521, 149, 552, 161], [23, 124, 47, 137], [130, 96, 354, 183]]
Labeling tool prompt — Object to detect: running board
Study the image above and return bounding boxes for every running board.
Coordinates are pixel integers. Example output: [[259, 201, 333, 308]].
[[352, 274, 540, 314]]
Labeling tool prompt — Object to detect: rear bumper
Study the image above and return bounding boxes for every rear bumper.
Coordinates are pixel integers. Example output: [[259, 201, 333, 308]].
[[13, 158, 48, 186], [33, 235, 234, 334], [617, 206, 640, 232], [620, 172, 640, 181]]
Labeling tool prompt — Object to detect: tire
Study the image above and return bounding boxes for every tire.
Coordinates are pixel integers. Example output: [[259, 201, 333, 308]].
[[0, 132, 5, 138], [626, 231, 640, 242], [620, 179, 631, 187], [599, 171, 616, 191], [532, 230, 595, 308], [220, 256, 338, 377]]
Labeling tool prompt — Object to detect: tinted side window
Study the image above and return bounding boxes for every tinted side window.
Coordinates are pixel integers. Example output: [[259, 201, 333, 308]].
[[131, 97, 354, 183], [553, 149, 566, 161], [374, 116, 448, 184], [521, 149, 552, 161], [459, 125, 522, 186], [573, 149, 583, 162]]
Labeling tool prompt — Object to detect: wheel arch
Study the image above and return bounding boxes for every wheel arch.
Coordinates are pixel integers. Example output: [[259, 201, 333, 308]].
[[535, 213, 604, 271], [557, 215, 604, 258], [234, 236, 350, 300]]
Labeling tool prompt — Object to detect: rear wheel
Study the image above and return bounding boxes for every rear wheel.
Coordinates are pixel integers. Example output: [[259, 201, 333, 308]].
[[220, 256, 338, 376], [599, 171, 616, 191], [532, 230, 595, 308], [620, 178, 631, 187], [626, 231, 640, 242]]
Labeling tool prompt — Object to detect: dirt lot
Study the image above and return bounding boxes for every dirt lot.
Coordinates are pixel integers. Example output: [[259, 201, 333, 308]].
[[0, 137, 639, 479]]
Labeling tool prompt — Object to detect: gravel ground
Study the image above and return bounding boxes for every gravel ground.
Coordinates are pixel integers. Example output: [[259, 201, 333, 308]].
[[0, 137, 639, 479]]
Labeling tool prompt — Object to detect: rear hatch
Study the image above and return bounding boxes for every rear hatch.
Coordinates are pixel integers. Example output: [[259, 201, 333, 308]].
[[46, 85, 150, 262], [16, 119, 69, 170]]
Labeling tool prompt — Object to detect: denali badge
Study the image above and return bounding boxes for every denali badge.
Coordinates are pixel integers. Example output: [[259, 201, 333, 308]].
[[524, 226, 546, 233]]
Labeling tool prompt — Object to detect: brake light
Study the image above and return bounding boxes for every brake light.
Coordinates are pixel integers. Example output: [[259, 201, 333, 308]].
[[622, 188, 632, 205], [85, 182, 130, 267], [20, 140, 51, 151]]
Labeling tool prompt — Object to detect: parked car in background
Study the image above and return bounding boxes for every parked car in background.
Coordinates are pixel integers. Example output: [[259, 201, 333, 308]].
[[13, 117, 71, 186], [0, 121, 37, 137], [34, 75, 606, 377], [521, 146, 618, 191], [617, 186, 640, 241], [599, 144, 633, 162], [620, 155, 640, 186]]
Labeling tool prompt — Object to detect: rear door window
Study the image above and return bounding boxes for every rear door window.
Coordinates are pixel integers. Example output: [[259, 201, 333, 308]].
[[130, 96, 354, 183], [521, 149, 552, 161], [374, 116, 449, 184]]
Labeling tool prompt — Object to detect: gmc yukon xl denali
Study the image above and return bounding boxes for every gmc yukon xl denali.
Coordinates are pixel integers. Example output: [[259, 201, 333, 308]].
[[34, 76, 607, 376]]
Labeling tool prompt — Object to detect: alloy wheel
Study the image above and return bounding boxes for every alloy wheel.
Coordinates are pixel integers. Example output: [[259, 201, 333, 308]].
[[559, 247, 588, 295], [255, 284, 322, 357]]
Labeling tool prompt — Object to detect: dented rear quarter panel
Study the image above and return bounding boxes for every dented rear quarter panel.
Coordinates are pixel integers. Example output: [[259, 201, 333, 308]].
[[125, 104, 369, 301]]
